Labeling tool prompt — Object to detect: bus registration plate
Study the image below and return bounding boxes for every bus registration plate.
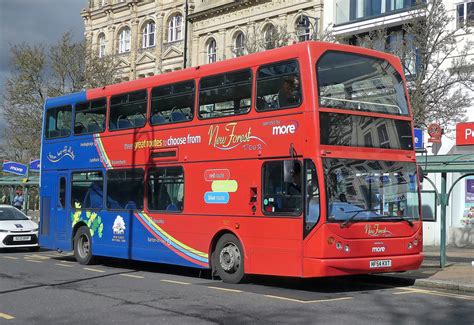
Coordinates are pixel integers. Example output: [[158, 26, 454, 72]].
[[369, 259, 391, 268], [13, 236, 31, 242]]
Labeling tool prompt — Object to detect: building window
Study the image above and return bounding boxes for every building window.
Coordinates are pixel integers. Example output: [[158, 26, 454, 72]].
[[263, 24, 275, 50], [98, 34, 106, 58], [234, 32, 245, 57], [118, 27, 131, 53], [142, 21, 156, 48], [168, 14, 183, 42], [207, 38, 217, 63], [457, 2, 474, 28], [297, 16, 311, 42]]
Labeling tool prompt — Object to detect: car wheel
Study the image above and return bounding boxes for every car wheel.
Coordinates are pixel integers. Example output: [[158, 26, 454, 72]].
[[213, 234, 246, 284], [74, 226, 96, 265]]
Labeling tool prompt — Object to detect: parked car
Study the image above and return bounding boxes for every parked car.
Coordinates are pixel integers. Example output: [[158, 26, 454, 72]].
[[0, 205, 39, 251]]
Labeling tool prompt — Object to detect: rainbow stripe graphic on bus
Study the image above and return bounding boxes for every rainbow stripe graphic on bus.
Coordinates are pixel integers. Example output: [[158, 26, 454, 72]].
[[135, 211, 209, 267], [94, 134, 113, 169]]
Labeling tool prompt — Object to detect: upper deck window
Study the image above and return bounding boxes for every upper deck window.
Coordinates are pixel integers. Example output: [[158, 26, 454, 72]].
[[74, 98, 106, 135], [198, 69, 252, 119], [45, 105, 72, 139], [151, 80, 194, 125], [109, 90, 147, 131], [317, 51, 409, 115], [256, 60, 302, 111]]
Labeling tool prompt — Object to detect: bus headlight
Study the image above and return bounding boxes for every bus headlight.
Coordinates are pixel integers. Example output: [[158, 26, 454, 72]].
[[344, 245, 350, 253], [336, 242, 342, 250], [413, 239, 418, 246], [408, 242, 413, 249]]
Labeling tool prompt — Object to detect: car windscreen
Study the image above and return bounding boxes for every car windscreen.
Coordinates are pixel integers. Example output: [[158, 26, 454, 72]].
[[317, 51, 409, 116], [0, 207, 29, 221]]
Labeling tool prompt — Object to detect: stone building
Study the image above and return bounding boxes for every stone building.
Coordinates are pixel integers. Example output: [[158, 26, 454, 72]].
[[81, 0, 323, 81]]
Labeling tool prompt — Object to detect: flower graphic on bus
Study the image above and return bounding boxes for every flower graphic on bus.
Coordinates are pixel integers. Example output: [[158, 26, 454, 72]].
[[71, 202, 104, 238]]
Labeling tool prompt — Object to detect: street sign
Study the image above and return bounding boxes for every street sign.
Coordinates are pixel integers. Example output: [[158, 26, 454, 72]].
[[414, 128, 423, 149], [2, 161, 28, 176], [29, 159, 40, 172], [456, 122, 474, 146]]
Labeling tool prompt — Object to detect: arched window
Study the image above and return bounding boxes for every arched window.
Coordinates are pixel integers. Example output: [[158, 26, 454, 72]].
[[263, 24, 275, 50], [98, 34, 106, 58], [142, 21, 156, 48], [234, 32, 245, 57], [297, 16, 311, 42], [118, 27, 131, 53], [168, 14, 183, 42], [207, 38, 217, 63]]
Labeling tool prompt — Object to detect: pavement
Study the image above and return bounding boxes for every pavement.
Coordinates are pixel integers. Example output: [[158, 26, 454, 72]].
[[377, 246, 474, 293]]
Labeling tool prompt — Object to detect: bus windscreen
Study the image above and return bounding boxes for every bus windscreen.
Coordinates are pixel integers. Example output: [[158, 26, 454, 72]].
[[324, 159, 420, 223], [317, 51, 409, 116]]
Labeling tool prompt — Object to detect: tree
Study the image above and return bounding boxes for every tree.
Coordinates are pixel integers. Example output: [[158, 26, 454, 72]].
[[0, 32, 120, 162], [355, 0, 473, 129]]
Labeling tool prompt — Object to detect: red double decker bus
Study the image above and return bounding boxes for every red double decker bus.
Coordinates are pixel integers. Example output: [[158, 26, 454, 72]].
[[39, 41, 423, 283]]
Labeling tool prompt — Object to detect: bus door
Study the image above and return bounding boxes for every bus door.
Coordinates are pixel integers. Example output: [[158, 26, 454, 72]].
[[55, 173, 70, 245]]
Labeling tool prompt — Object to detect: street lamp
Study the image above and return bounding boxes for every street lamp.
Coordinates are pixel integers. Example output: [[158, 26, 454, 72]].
[[296, 14, 320, 41]]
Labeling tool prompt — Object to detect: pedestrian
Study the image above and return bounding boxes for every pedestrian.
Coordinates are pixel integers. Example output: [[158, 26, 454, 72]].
[[13, 189, 24, 210]]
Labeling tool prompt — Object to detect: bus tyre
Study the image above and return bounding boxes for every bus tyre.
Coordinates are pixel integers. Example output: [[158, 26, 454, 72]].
[[213, 234, 246, 284], [74, 226, 96, 265]]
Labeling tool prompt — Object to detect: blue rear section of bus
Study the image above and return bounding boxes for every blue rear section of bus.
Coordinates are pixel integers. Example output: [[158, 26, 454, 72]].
[[39, 91, 206, 269]]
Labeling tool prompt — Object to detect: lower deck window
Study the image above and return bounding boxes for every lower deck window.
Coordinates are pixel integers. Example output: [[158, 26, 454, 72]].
[[262, 160, 302, 215], [71, 171, 104, 209], [106, 169, 144, 210], [147, 167, 184, 212]]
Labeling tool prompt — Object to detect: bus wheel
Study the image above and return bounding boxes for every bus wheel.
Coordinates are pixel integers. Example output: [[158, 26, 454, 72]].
[[74, 227, 95, 265], [213, 234, 246, 284]]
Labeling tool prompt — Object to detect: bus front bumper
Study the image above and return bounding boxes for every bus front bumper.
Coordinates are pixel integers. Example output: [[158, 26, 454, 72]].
[[303, 253, 424, 277]]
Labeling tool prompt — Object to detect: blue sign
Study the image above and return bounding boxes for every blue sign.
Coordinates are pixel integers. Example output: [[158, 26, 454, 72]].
[[29, 159, 40, 172], [204, 192, 229, 204], [2, 161, 28, 176], [414, 128, 423, 149]]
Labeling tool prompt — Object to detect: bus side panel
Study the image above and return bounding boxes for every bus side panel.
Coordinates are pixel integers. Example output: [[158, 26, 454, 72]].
[[39, 171, 58, 250]]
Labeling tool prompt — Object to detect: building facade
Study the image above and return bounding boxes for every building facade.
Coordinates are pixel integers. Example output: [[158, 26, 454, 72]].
[[81, 0, 323, 81]]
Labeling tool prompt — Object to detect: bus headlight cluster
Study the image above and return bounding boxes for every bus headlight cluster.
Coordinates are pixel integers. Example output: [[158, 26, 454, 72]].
[[344, 245, 350, 253], [408, 242, 413, 249], [336, 242, 342, 250], [413, 239, 419, 246]]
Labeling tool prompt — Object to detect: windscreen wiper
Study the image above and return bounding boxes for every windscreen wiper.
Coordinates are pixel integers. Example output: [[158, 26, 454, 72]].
[[373, 215, 414, 227], [340, 209, 378, 229]]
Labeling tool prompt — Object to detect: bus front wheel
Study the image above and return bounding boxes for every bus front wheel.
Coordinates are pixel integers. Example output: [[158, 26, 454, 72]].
[[74, 226, 96, 265], [213, 234, 246, 284]]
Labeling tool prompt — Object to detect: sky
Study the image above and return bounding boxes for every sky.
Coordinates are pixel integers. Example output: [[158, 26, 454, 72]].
[[0, 0, 87, 132]]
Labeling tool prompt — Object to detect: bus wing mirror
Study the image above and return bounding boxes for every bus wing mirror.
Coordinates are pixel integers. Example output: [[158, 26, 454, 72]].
[[417, 165, 425, 184]]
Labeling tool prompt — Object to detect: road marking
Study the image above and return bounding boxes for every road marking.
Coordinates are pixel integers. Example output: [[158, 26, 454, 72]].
[[264, 295, 352, 304], [120, 274, 144, 279], [207, 286, 242, 293], [55, 263, 74, 268], [83, 268, 105, 273], [160, 279, 191, 285], [0, 312, 15, 320], [25, 260, 43, 263], [24, 254, 50, 260], [2, 256, 18, 260], [394, 287, 474, 301]]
